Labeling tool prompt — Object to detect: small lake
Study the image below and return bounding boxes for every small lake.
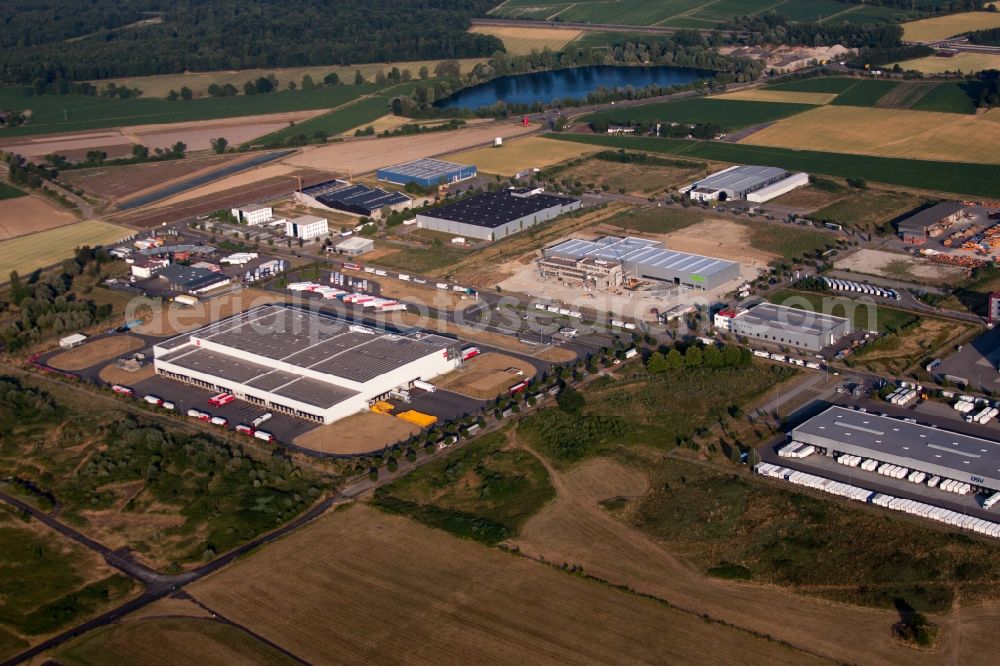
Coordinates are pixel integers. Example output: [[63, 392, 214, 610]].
[[434, 65, 713, 110]]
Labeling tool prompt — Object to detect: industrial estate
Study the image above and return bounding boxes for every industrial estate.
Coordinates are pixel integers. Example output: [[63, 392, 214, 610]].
[[8, 1, 1000, 663]]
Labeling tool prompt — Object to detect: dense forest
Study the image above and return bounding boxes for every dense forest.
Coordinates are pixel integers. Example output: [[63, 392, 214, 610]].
[[0, 0, 503, 85], [969, 26, 1000, 46]]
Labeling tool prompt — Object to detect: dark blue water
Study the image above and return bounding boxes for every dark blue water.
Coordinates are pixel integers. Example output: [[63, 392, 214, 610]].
[[434, 65, 712, 109]]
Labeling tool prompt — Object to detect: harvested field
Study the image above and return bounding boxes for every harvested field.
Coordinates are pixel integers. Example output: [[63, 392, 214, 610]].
[[0, 220, 130, 277], [714, 90, 836, 105], [834, 248, 967, 284], [509, 449, 939, 666], [469, 26, 583, 55], [94, 59, 487, 99], [128, 596, 211, 622], [740, 105, 1000, 164], [56, 617, 297, 666], [132, 289, 283, 336], [292, 412, 419, 455], [894, 52, 1000, 74], [144, 163, 297, 208], [61, 154, 240, 201], [445, 135, 600, 176], [0, 195, 78, 241], [767, 184, 847, 211], [98, 363, 156, 386], [435, 352, 537, 399], [48, 336, 143, 371], [186, 503, 827, 665], [902, 12, 1000, 42], [285, 121, 538, 174]]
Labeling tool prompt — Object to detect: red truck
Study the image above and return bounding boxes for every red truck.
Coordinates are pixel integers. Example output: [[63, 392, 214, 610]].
[[208, 393, 235, 407]]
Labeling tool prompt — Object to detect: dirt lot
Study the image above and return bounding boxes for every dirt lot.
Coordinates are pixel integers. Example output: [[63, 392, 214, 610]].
[[48, 336, 144, 371], [446, 136, 599, 176], [509, 448, 943, 666], [435, 352, 537, 399], [654, 218, 777, 269], [98, 363, 156, 386], [62, 154, 241, 201], [132, 289, 283, 336], [185, 503, 826, 665], [286, 121, 538, 174], [377, 276, 476, 311], [0, 195, 79, 241], [0, 111, 324, 159], [293, 411, 419, 454], [144, 163, 300, 208], [393, 311, 561, 355], [834, 248, 966, 284]]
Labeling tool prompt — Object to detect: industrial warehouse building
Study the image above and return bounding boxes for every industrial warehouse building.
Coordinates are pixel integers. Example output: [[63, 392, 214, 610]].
[[897, 201, 967, 244], [296, 179, 411, 218], [714, 302, 850, 351], [793, 406, 1000, 494], [157, 264, 231, 295], [285, 215, 329, 240], [153, 305, 461, 424], [684, 165, 795, 202], [542, 236, 740, 291], [333, 236, 375, 257], [416, 187, 580, 241], [376, 158, 477, 187], [230, 204, 273, 226]]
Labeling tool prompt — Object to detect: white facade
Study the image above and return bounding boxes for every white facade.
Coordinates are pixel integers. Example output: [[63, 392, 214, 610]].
[[231, 205, 273, 226], [746, 172, 810, 203], [285, 215, 329, 240]]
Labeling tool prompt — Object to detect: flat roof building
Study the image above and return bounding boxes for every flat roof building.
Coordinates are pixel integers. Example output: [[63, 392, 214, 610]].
[[715, 302, 850, 351], [231, 204, 273, 226], [153, 305, 461, 425], [793, 406, 1000, 493], [416, 187, 580, 241], [376, 158, 477, 187], [296, 179, 410, 218], [684, 165, 789, 201], [897, 201, 966, 244], [157, 264, 231, 294], [333, 236, 375, 257], [285, 215, 329, 240], [543, 236, 740, 291]]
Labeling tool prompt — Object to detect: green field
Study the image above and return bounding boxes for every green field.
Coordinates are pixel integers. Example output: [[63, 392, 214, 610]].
[[747, 224, 836, 263], [548, 133, 1000, 198], [0, 84, 387, 137], [910, 80, 984, 114], [766, 77, 861, 93], [0, 220, 130, 277], [810, 190, 924, 234], [496, 0, 921, 27], [829, 79, 901, 107], [373, 430, 555, 545], [602, 206, 709, 235], [0, 182, 26, 200], [769, 289, 917, 333], [252, 94, 393, 145], [584, 97, 813, 130]]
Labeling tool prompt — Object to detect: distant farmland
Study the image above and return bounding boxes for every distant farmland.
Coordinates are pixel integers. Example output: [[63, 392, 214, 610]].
[[584, 98, 813, 130], [547, 133, 1000, 198]]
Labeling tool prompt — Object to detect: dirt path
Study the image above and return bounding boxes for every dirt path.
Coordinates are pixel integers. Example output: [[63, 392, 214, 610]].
[[510, 438, 944, 666]]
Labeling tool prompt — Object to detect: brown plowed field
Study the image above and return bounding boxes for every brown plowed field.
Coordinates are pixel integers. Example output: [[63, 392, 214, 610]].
[[62, 154, 241, 201], [0, 195, 79, 241], [187, 504, 828, 665], [509, 447, 945, 666]]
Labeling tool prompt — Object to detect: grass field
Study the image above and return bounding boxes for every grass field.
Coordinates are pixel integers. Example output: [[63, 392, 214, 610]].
[[740, 105, 1000, 164], [602, 205, 711, 235], [91, 59, 487, 99], [469, 25, 582, 55], [894, 52, 1000, 73], [0, 511, 134, 657], [902, 11, 1000, 41], [446, 135, 600, 175], [548, 133, 1000, 198], [713, 90, 838, 105], [810, 189, 923, 234], [766, 77, 861, 93], [829, 79, 901, 107], [549, 154, 708, 197], [584, 97, 813, 130], [186, 503, 824, 665], [746, 223, 837, 263], [0, 220, 130, 277], [0, 182, 25, 200], [0, 84, 386, 138], [57, 617, 298, 666], [909, 80, 984, 113], [250, 93, 394, 145]]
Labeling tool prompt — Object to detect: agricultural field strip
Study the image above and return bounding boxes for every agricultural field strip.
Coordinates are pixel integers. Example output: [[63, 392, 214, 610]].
[[546, 133, 1000, 198]]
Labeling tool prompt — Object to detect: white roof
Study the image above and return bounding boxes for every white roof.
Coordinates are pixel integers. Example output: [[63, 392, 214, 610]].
[[60, 333, 87, 344]]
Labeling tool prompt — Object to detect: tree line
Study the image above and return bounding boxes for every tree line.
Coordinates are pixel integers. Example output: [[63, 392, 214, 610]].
[[0, 0, 502, 85]]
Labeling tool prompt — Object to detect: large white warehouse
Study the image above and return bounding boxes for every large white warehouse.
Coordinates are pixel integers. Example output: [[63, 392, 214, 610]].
[[152, 305, 461, 424]]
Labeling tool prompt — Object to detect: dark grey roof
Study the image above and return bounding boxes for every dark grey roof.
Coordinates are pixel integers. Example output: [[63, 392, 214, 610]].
[[159, 347, 273, 384], [271, 377, 358, 409], [158, 264, 216, 287], [309, 334, 447, 383], [421, 189, 577, 229], [692, 165, 787, 193], [898, 201, 966, 234], [303, 178, 410, 214], [793, 406, 1000, 490]]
